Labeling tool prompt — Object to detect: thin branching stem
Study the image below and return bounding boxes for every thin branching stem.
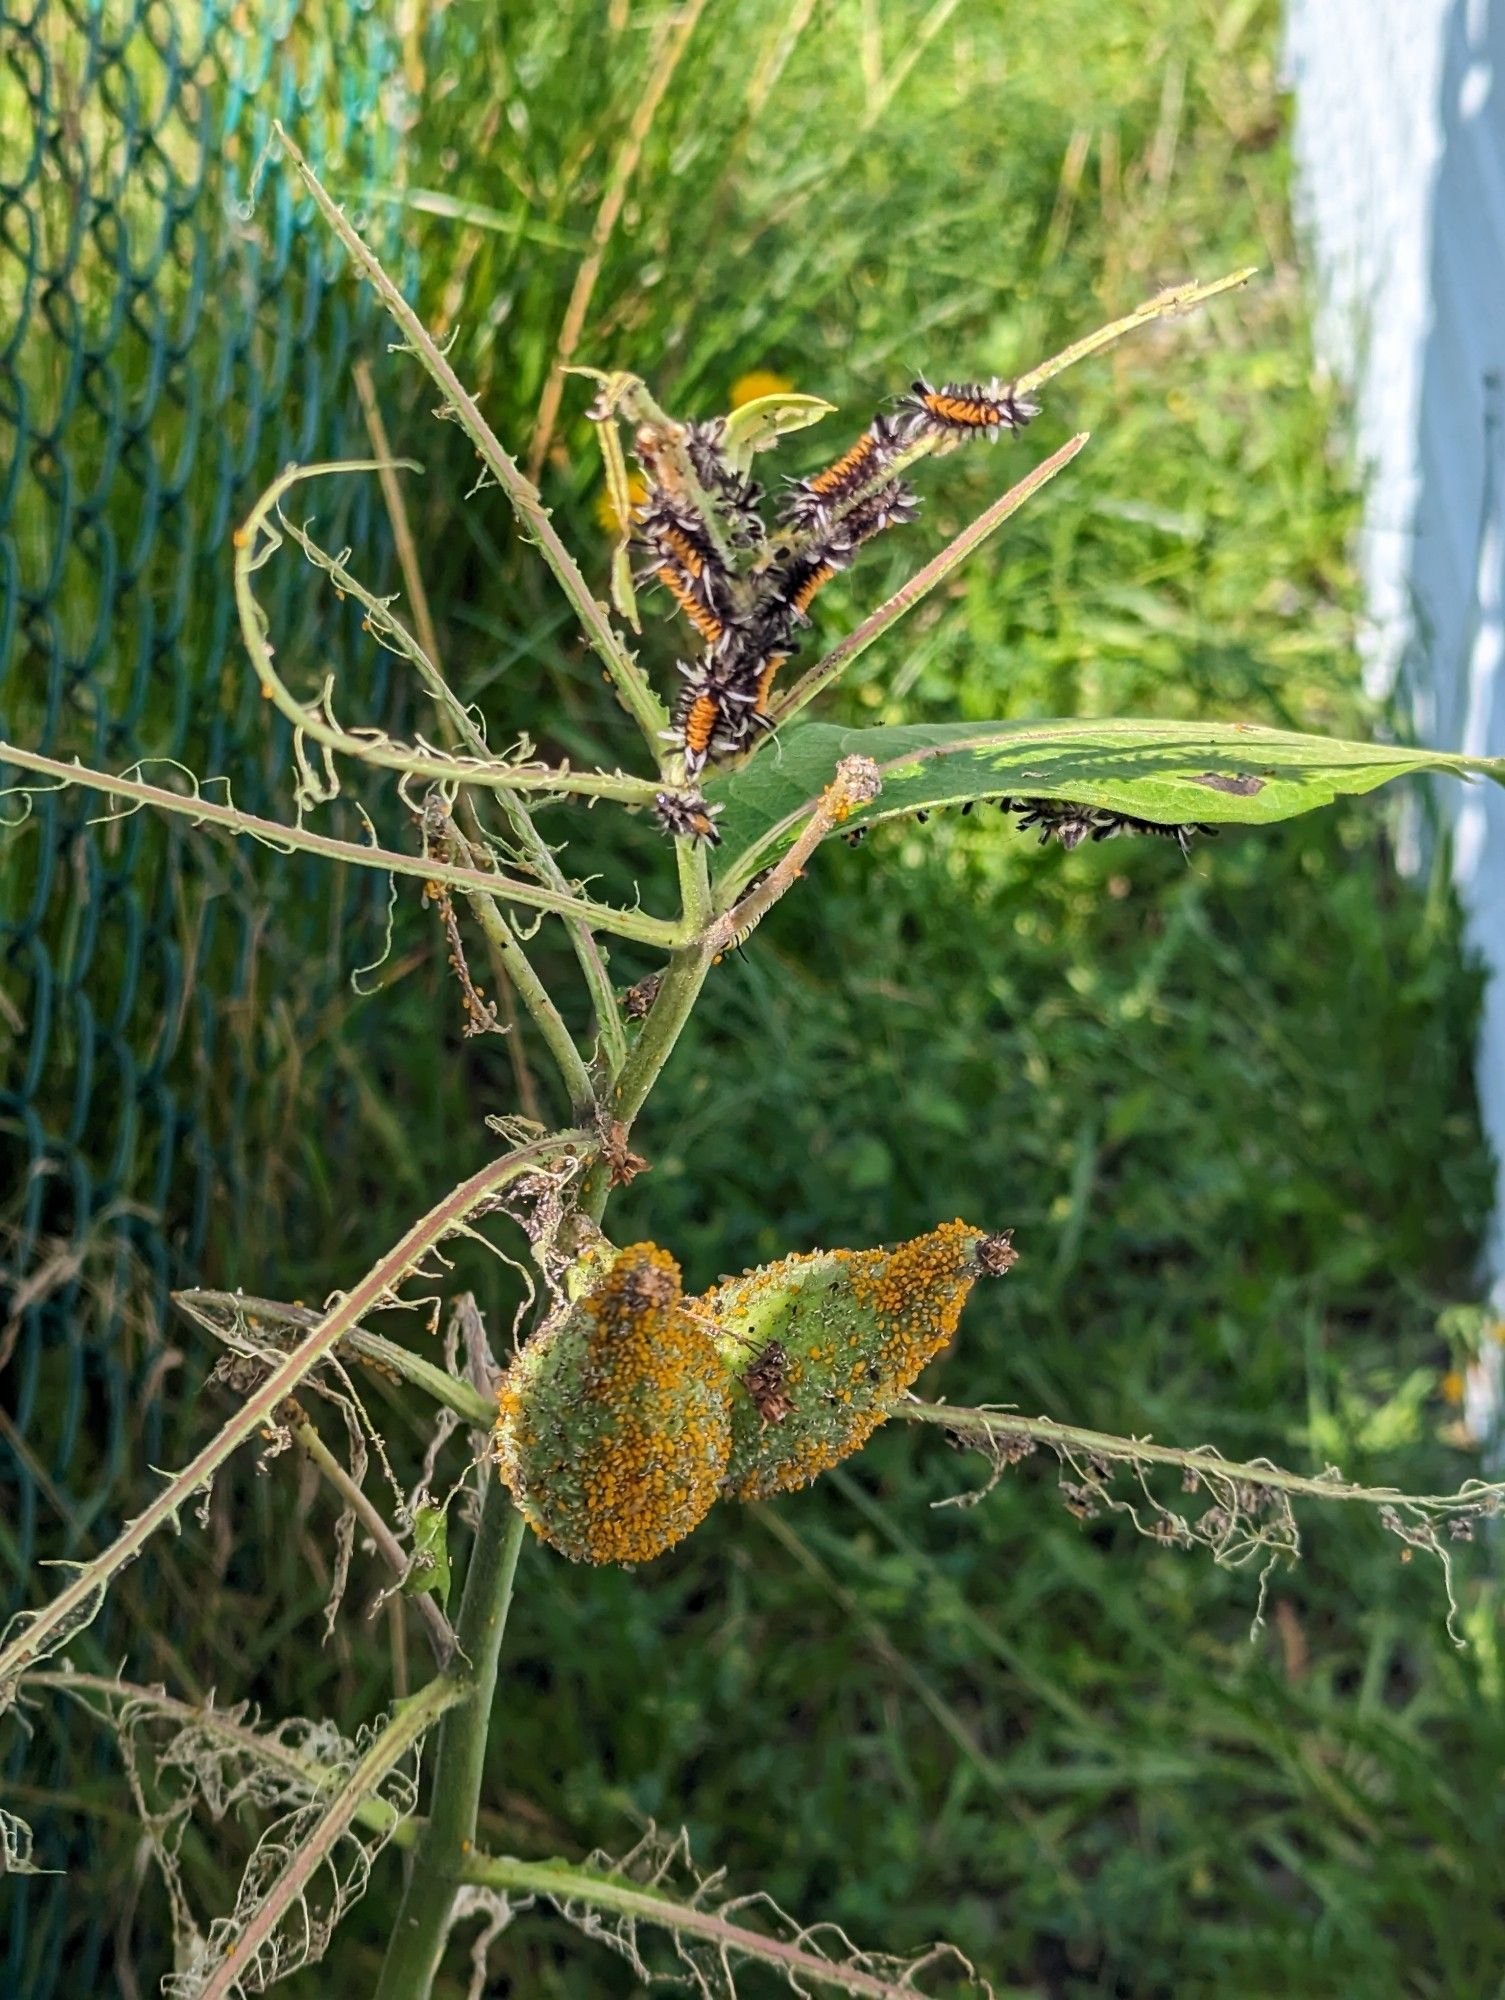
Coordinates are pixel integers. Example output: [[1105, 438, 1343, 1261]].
[[436, 808, 597, 1115], [236, 461, 656, 806], [294, 1419, 456, 1666], [172, 1291, 496, 1429], [23, 1674, 966, 2000], [197, 1671, 467, 2000], [0, 743, 683, 947], [1012, 267, 1258, 396], [266, 451, 627, 1072], [0, 1135, 589, 1699], [273, 124, 668, 756], [448, 1850, 955, 2000], [769, 432, 1090, 729], [19, 1671, 405, 1839], [900, 1401, 1505, 1514]]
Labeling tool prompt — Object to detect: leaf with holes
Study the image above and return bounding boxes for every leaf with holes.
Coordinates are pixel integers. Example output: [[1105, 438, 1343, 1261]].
[[709, 719, 1505, 894]]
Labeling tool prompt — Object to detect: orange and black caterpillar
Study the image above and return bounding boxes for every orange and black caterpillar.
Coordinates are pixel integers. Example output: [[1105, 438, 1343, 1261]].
[[636, 495, 736, 644], [669, 661, 761, 777], [653, 787, 723, 846], [649, 364, 1030, 784], [900, 376, 1039, 441], [655, 563, 729, 647], [783, 413, 906, 528]]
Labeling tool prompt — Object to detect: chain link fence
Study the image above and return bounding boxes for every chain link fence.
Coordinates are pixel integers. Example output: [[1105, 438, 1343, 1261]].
[[1, 3, 417, 1982]]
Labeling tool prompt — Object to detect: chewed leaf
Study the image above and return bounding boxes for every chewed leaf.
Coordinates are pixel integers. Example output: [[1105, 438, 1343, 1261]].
[[709, 719, 1505, 893], [721, 392, 836, 474]]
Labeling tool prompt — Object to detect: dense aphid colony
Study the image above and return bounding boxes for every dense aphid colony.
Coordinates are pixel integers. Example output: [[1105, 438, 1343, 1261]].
[[493, 1243, 734, 1565], [626, 371, 1035, 823], [692, 1220, 1016, 1501]]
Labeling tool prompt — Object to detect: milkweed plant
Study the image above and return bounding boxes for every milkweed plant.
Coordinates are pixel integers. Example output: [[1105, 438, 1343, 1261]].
[[4, 125, 1505, 1999]]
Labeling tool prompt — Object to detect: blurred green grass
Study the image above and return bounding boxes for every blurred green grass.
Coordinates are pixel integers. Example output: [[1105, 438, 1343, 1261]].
[[16, 0, 1505, 1994]]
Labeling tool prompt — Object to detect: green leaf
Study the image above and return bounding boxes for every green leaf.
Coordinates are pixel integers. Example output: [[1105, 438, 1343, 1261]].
[[401, 1504, 452, 1609], [721, 392, 836, 474], [709, 719, 1505, 894]]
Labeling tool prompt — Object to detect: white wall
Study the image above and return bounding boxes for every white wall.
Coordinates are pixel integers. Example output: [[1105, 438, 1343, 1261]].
[[1287, 0, 1505, 1380]]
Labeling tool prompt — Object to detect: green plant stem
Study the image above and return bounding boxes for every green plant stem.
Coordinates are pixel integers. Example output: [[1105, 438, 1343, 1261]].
[[580, 938, 714, 1223], [274, 125, 668, 757], [23, 1674, 937, 1999], [899, 1401, 1505, 1513], [281, 444, 626, 1075], [375, 1483, 528, 1999], [445, 1851, 932, 2000], [0, 743, 683, 948], [237, 462, 658, 806], [439, 811, 597, 1115], [171, 1289, 498, 1428]]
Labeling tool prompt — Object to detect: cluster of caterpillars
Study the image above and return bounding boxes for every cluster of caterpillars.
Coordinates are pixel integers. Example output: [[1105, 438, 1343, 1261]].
[[639, 378, 1039, 846], [842, 796, 1219, 858]]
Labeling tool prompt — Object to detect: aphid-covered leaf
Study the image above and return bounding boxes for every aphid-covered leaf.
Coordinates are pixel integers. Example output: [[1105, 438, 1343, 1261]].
[[709, 719, 1505, 894], [691, 1221, 1016, 1500], [400, 1504, 451, 1608], [720, 392, 836, 475]]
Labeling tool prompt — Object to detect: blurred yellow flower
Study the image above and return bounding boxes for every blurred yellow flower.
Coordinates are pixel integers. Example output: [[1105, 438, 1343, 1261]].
[[730, 369, 795, 408], [595, 469, 648, 536], [1442, 1370, 1465, 1405]]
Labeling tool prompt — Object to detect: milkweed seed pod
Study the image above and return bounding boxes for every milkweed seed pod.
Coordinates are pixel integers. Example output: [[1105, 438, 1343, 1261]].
[[693, 1221, 1018, 1500], [495, 1243, 735, 1565]]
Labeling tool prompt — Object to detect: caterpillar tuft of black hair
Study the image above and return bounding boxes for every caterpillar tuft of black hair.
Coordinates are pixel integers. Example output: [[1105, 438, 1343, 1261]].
[[841, 477, 919, 545], [684, 419, 766, 550]]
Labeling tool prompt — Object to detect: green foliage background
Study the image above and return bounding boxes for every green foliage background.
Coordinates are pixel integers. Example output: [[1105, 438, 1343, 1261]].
[[9, 0, 1505, 1993]]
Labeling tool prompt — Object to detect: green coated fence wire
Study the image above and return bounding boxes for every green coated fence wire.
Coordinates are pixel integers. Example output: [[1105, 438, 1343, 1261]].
[[0, 2, 417, 1986]]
